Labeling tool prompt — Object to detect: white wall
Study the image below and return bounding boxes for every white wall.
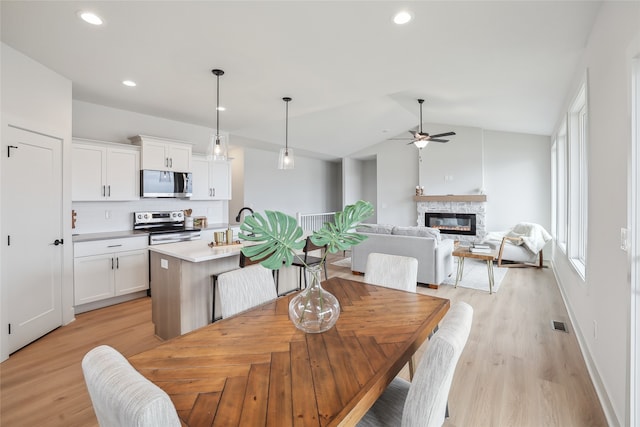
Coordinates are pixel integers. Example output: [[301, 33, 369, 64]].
[[483, 130, 551, 232], [243, 146, 342, 217], [551, 3, 640, 425], [0, 43, 73, 361], [420, 124, 484, 195]]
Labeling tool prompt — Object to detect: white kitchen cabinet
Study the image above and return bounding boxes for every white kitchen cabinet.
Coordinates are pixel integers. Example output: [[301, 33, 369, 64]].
[[130, 135, 192, 172], [191, 155, 231, 200], [74, 236, 149, 306], [72, 139, 140, 201]]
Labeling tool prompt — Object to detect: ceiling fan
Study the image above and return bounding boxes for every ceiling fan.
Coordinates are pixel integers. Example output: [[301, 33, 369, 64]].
[[391, 99, 456, 149]]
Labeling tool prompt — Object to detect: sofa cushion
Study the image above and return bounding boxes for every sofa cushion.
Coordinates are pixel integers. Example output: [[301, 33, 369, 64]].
[[391, 226, 441, 241], [356, 223, 394, 234]]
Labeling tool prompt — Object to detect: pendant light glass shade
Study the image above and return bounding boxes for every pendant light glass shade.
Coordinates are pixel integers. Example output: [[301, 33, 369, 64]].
[[278, 147, 294, 169], [208, 69, 227, 161], [278, 97, 294, 170]]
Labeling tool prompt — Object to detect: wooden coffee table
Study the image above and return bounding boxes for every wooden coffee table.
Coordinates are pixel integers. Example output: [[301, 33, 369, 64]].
[[452, 246, 499, 294]]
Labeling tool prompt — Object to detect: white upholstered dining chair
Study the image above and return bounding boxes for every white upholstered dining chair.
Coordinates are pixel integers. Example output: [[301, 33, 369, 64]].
[[364, 252, 419, 292], [81, 345, 181, 427], [217, 264, 278, 318], [357, 301, 473, 427]]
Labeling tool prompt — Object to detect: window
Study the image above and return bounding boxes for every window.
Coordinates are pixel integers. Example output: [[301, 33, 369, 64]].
[[554, 119, 568, 253], [567, 79, 588, 278]]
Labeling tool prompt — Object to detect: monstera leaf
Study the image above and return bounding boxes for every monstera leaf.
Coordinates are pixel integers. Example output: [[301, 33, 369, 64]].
[[239, 200, 374, 270], [239, 211, 305, 270], [311, 200, 374, 253]]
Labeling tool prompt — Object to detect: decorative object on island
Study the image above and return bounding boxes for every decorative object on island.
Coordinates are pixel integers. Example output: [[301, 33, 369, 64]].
[[184, 209, 193, 228], [239, 200, 374, 333], [208, 69, 227, 161], [277, 97, 294, 169]]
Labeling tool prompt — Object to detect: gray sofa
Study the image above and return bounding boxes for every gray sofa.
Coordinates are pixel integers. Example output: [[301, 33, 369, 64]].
[[351, 224, 455, 286]]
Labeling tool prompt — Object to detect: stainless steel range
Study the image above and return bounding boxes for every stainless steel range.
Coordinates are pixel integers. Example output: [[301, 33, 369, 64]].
[[133, 210, 201, 245]]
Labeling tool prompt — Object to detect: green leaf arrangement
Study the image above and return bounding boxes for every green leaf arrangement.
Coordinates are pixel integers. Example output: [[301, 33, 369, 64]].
[[239, 200, 374, 270]]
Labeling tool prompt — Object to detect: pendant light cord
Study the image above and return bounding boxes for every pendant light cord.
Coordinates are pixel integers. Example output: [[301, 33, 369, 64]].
[[283, 97, 292, 155]]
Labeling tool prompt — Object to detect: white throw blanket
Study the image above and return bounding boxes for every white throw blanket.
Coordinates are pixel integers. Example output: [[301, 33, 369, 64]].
[[505, 222, 552, 254]]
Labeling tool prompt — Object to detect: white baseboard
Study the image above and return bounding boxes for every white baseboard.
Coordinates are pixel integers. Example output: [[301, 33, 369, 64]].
[[550, 260, 620, 427]]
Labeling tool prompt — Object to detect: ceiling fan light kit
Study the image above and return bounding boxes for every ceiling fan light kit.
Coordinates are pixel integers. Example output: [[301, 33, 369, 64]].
[[278, 97, 294, 170], [208, 68, 228, 161], [395, 98, 456, 149]]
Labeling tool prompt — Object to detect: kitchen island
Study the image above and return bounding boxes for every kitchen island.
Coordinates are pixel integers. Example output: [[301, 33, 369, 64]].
[[148, 240, 245, 340], [148, 239, 300, 340]]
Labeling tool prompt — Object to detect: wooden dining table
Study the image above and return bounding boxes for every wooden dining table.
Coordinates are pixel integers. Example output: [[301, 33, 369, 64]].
[[129, 276, 450, 427]]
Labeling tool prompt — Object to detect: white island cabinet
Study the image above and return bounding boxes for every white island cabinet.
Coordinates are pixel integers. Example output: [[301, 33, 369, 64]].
[[72, 139, 140, 201], [191, 155, 231, 200], [74, 236, 149, 312], [130, 134, 192, 172]]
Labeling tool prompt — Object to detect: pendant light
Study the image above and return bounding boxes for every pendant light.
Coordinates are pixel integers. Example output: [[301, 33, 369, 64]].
[[278, 97, 294, 169], [208, 68, 227, 160]]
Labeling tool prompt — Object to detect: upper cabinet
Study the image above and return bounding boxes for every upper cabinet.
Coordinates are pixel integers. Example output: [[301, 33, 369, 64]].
[[129, 135, 192, 172], [191, 155, 232, 200], [72, 139, 140, 201]]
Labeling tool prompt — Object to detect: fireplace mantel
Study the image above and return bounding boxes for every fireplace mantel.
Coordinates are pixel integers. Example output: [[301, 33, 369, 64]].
[[413, 194, 487, 203]]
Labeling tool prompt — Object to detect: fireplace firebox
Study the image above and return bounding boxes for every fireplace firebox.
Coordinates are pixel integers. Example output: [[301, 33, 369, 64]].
[[425, 213, 476, 236]]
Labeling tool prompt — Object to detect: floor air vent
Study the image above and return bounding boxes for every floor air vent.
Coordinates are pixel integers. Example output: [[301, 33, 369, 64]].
[[552, 320, 569, 333]]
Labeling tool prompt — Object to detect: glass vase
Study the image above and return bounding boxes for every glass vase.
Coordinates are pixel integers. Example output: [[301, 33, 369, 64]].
[[288, 264, 340, 333]]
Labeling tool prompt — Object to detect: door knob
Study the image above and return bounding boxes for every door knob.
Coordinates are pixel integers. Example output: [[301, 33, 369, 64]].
[[53, 239, 64, 246]]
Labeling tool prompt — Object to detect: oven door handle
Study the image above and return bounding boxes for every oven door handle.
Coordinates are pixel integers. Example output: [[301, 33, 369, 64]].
[[151, 232, 201, 244]]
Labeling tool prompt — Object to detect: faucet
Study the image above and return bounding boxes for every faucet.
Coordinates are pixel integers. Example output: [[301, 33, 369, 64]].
[[235, 207, 254, 223]]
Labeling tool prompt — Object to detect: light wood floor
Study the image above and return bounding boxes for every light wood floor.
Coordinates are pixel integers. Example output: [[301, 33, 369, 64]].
[[0, 254, 608, 426]]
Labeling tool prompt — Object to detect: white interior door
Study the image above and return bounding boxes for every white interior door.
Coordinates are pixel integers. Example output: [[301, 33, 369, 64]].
[[631, 56, 640, 427], [2, 126, 63, 353]]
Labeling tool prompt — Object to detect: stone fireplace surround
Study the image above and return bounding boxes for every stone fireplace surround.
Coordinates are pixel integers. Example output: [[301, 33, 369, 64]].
[[414, 195, 487, 243]]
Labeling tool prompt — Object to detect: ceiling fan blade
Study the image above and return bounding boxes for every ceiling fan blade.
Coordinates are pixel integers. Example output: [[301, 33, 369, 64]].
[[429, 132, 456, 138], [430, 139, 449, 143]]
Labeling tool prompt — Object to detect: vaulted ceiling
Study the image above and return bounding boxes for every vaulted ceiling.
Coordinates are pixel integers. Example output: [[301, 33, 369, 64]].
[[1, 1, 601, 159]]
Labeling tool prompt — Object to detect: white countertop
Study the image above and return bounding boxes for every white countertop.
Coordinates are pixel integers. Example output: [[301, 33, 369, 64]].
[[148, 239, 246, 263]]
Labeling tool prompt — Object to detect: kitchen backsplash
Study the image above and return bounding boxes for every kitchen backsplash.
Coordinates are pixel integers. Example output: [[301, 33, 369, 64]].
[[72, 200, 228, 234]]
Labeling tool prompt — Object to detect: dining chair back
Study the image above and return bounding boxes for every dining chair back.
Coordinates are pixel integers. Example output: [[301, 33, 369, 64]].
[[364, 252, 419, 292], [357, 301, 473, 427], [81, 345, 181, 427], [217, 264, 278, 318]]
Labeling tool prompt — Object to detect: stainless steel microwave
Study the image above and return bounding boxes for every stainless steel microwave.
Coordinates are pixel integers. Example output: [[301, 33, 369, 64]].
[[140, 170, 192, 198]]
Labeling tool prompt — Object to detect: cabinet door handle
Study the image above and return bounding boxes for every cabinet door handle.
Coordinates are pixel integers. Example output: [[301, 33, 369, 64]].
[[102, 185, 106, 197], [165, 157, 169, 167], [116, 257, 119, 269], [107, 244, 122, 248], [212, 188, 215, 197], [111, 257, 114, 270], [169, 158, 173, 168], [107, 185, 111, 197]]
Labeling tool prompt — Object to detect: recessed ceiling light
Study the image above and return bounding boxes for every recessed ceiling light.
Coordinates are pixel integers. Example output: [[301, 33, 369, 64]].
[[78, 11, 103, 26], [393, 11, 412, 25], [122, 80, 137, 87]]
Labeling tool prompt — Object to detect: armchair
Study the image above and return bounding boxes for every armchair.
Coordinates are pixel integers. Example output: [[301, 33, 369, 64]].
[[485, 222, 551, 268]]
